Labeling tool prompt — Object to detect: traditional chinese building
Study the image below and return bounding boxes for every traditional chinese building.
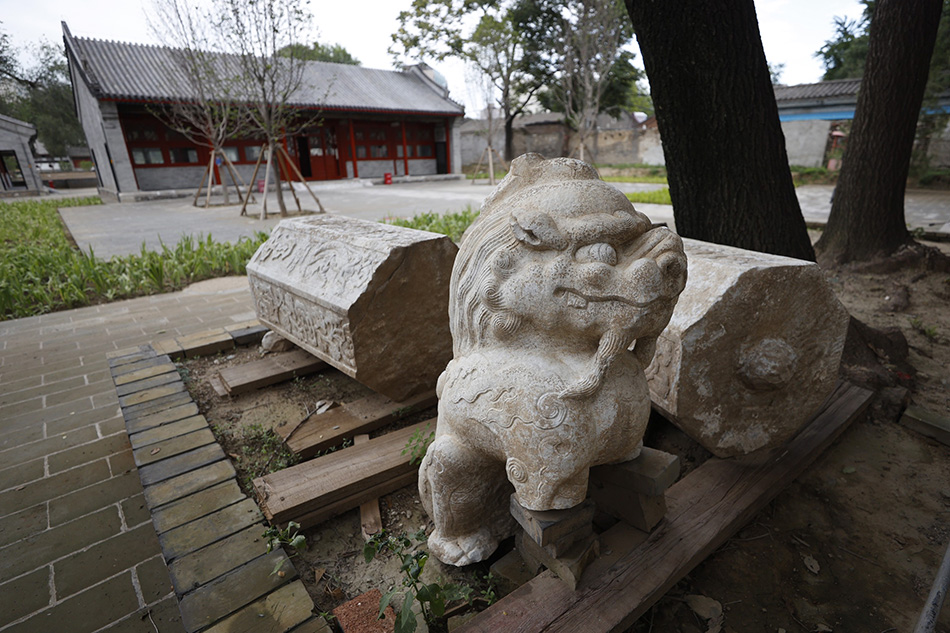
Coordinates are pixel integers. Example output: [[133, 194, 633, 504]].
[[62, 23, 464, 202]]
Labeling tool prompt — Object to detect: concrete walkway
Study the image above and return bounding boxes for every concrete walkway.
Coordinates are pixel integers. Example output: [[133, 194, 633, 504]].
[[58, 180, 950, 259], [0, 278, 255, 632]]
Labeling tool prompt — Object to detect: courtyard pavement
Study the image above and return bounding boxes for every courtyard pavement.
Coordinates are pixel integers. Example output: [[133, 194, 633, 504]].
[[57, 179, 950, 259], [0, 277, 256, 632]]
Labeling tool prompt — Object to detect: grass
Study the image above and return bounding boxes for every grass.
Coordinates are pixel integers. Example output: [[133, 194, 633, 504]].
[[0, 197, 269, 321], [625, 187, 673, 205], [385, 206, 480, 243]]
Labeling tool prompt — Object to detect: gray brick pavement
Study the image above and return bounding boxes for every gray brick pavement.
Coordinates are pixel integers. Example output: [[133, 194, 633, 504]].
[[0, 277, 254, 632]]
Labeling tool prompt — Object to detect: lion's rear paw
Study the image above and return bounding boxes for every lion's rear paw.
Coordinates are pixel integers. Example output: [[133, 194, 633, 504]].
[[428, 529, 497, 567]]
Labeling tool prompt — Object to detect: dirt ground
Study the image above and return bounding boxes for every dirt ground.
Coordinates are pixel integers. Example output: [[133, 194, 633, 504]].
[[181, 237, 950, 633]]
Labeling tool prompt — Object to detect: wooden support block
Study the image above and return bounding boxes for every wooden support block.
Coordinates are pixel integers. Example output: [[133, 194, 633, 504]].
[[254, 420, 430, 525], [900, 405, 950, 446], [509, 495, 595, 549], [490, 549, 542, 597], [589, 479, 667, 532], [283, 390, 437, 456], [217, 349, 327, 395], [516, 531, 600, 591], [354, 434, 383, 541], [590, 447, 680, 496], [208, 372, 229, 398]]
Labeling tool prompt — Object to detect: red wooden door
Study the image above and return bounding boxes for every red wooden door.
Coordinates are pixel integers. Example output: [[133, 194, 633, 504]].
[[308, 128, 340, 180]]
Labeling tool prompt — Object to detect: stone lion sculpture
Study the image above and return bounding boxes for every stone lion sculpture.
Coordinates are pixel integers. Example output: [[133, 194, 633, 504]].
[[419, 154, 688, 566]]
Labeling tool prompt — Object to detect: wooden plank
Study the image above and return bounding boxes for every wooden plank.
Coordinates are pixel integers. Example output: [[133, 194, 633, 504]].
[[291, 470, 418, 530], [900, 404, 950, 446], [254, 420, 430, 525], [355, 434, 383, 540], [457, 381, 873, 633], [283, 390, 437, 456], [217, 349, 327, 395]]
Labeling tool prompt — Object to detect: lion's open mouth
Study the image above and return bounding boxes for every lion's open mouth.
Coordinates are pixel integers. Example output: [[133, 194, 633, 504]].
[[555, 287, 641, 309]]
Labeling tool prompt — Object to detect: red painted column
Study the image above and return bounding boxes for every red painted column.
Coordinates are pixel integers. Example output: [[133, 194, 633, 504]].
[[348, 119, 359, 179], [401, 122, 410, 176]]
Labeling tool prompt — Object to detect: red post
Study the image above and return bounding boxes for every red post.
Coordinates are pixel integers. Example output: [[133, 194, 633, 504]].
[[401, 121, 410, 177], [348, 119, 359, 179]]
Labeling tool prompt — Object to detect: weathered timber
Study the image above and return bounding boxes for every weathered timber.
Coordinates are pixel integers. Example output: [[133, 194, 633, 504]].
[[509, 496, 595, 549], [282, 390, 437, 457], [456, 381, 873, 633], [589, 447, 680, 496], [354, 434, 383, 541], [217, 348, 327, 395], [589, 482, 666, 533], [254, 420, 430, 525], [516, 532, 600, 591], [900, 405, 950, 447], [290, 470, 418, 530]]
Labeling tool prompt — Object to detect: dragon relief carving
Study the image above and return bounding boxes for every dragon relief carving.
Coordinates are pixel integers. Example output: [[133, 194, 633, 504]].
[[418, 154, 688, 566]]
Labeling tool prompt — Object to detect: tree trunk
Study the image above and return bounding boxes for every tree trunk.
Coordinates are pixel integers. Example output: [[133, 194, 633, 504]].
[[626, 0, 815, 261], [815, 0, 942, 265], [504, 114, 515, 163]]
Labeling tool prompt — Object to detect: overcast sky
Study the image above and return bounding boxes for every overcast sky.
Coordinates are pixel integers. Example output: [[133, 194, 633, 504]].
[[5, 0, 864, 112]]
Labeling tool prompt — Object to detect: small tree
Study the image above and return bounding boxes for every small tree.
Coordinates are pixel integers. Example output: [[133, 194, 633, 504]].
[[213, 0, 323, 219], [148, 0, 251, 207], [278, 41, 361, 65]]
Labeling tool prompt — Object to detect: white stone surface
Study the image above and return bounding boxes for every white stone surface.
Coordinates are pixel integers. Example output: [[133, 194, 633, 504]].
[[247, 215, 458, 401], [419, 154, 687, 566], [645, 238, 849, 458]]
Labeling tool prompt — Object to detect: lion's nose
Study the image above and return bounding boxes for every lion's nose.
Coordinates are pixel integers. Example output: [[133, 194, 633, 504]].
[[576, 243, 617, 265]]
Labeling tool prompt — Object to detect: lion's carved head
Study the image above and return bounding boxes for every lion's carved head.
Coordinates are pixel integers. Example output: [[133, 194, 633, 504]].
[[450, 154, 687, 397]]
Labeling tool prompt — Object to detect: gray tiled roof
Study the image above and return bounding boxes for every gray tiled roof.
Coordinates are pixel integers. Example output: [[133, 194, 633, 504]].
[[774, 78, 861, 103], [66, 33, 464, 116]]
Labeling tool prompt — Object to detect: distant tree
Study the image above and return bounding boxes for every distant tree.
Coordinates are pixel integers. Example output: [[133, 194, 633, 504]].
[[815, 0, 943, 265], [768, 62, 785, 84], [391, 0, 555, 161], [278, 41, 361, 65], [0, 23, 21, 84], [815, 11, 872, 80], [537, 49, 642, 117], [148, 0, 251, 206], [0, 39, 85, 156], [625, 0, 815, 261]]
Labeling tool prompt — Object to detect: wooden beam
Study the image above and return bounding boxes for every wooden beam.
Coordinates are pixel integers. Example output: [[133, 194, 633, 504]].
[[456, 381, 873, 633], [254, 420, 431, 525], [215, 349, 326, 396], [355, 434, 383, 541], [283, 390, 437, 456]]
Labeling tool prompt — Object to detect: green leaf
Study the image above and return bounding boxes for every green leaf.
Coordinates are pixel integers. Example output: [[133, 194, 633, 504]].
[[269, 557, 285, 576], [289, 534, 307, 551], [396, 592, 417, 633], [363, 542, 378, 563], [378, 587, 397, 620]]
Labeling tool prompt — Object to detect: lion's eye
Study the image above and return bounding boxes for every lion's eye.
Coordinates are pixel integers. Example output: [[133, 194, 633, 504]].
[[575, 243, 618, 266]]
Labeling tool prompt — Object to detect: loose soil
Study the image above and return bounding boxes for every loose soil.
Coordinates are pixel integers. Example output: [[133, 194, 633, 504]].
[[180, 237, 950, 633]]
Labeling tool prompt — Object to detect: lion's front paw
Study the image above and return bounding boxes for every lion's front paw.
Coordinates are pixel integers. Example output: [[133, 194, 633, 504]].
[[427, 528, 497, 567]]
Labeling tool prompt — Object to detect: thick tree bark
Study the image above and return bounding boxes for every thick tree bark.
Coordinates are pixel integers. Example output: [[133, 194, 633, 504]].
[[626, 0, 815, 261], [815, 0, 942, 265]]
